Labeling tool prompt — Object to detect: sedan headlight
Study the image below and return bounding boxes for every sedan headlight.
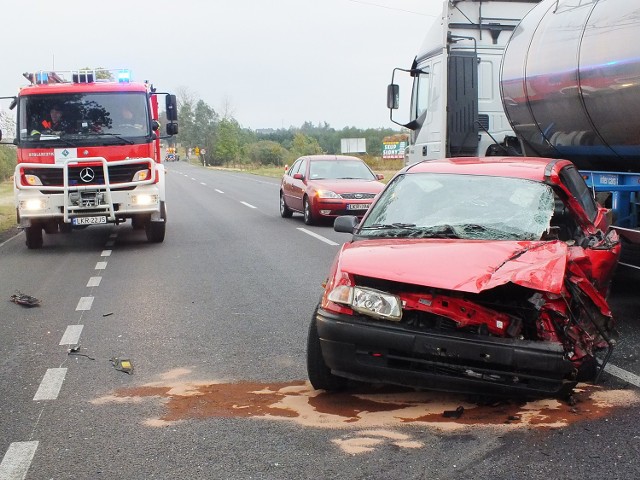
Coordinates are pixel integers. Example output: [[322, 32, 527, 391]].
[[316, 190, 341, 199], [328, 285, 402, 321]]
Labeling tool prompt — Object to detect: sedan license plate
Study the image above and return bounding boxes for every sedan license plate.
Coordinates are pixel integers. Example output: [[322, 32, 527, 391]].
[[72, 216, 107, 225], [347, 204, 370, 211]]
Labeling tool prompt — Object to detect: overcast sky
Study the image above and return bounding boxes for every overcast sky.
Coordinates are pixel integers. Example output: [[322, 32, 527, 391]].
[[0, 0, 442, 130]]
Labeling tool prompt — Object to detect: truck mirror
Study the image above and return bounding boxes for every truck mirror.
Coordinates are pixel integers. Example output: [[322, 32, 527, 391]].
[[165, 95, 178, 122], [0, 129, 2, 142], [166, 123, 179, 136], [151, 120, 160, 131], [387, 84, 399, 110]]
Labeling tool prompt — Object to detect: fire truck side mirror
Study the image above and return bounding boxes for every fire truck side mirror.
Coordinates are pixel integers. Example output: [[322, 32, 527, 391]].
[[166, 123, 179, 136], [166, 95, 178, 122], [0, 128, 3, 142], [152, 120, 160, 131]]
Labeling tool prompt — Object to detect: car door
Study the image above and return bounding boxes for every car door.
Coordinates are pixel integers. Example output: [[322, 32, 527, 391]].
[[289, 158, 308, 212], [282, 159, 301, 210]]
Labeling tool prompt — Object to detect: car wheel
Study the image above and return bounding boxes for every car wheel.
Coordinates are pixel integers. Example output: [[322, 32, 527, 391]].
[[25, 224, 43, 249], [303, 197, 314, 225], [280, 192, 293, 218], [306, 310, 347, 392]]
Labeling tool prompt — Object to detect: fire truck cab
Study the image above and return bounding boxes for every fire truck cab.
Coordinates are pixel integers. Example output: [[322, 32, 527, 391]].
[[0, 68, 178, 248]]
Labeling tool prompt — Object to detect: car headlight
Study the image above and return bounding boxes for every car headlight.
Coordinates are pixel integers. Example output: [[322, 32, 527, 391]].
[[328, 285, 402, 321], [316, 190, 341, 199]]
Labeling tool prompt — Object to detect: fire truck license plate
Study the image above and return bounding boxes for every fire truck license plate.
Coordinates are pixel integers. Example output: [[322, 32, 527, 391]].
[[347, 204, 369, 211], [73, 216, 107, 225]]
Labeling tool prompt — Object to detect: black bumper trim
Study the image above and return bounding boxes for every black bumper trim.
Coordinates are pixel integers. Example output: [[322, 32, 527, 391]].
[[316, 308, 576, 397]]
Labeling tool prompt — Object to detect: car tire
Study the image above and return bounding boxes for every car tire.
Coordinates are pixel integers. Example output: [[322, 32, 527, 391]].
[[280, 192, 293, 218], [25, 224, 43, 249], [306, 310, 347, 392], [303, 197, 314, 225]]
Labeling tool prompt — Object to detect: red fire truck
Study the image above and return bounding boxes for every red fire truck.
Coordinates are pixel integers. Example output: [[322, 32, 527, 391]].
[[0, 68, 178, 248]]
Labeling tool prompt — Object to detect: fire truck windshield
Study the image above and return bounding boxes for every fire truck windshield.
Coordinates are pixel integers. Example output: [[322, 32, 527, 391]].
[[19, 92, 150, 145]]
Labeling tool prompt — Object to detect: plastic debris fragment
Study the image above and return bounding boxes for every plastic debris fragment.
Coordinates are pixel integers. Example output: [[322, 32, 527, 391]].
[[442, 406, 465, 419], [111, 357, 134, 374], [10, 291, 41, 307], [68, 345, 95, 360]]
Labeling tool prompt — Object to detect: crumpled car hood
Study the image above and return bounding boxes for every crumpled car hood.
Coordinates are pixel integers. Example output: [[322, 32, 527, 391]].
[[338, 239, 569, 294]]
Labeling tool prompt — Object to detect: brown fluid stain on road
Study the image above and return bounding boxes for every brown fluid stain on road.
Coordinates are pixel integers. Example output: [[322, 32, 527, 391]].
[[92, 369, 640, 438]]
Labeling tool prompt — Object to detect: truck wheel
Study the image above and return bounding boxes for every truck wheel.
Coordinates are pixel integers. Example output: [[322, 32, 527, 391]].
[[131, 215, 147, 230], [280, 192, 293, 218], [306, 311, 347, 392], [25, 224, 43, 249], [303, 197, 315, 226], [145, 202, 166, 243], [59, 222, 72, 234]]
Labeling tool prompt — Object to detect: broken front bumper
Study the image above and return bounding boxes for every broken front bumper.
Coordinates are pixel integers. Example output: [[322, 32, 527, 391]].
[[316, 308, 577, 398]]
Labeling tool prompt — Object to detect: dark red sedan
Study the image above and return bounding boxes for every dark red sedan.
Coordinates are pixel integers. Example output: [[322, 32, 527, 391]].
[[280, 155, 385, 225], [307, 157, 621, 398]]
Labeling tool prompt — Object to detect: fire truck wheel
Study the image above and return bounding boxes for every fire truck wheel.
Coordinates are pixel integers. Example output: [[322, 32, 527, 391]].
[[25, 224, 43, 249], [59, 222, 72, 234], [131, 215, 148, 230], [145, 202, 166, 243]]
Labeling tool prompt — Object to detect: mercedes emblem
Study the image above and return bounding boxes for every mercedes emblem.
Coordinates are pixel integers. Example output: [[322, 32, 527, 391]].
[[79, 167, 95, 183]]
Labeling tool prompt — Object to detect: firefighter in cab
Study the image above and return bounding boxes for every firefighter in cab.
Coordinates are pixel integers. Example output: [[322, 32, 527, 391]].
[[32, 104, 71, 135]]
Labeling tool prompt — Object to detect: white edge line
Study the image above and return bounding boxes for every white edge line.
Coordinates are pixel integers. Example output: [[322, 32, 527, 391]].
[[604, 363, 640, 388], [0, 441, 39, 480], [297, 227, 339, 246]]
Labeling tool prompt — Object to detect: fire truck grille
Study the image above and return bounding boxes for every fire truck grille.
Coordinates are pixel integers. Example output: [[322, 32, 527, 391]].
[[24, 164, 148, 187]]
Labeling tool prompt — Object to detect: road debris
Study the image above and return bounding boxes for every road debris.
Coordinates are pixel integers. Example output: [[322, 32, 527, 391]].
[[442, 406, 465, 419], [102, 312, 114, 317], [68, 345, 95, 360], [9, 291, 41, 307], [111, 357, 134, 374]]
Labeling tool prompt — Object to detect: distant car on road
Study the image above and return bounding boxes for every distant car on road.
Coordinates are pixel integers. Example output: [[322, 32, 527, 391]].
[[280, 155, 385, 225], [307, 157, 621, 399]]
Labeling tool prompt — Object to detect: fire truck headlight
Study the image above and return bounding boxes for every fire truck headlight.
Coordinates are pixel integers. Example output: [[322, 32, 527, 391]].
[[131, 194, 158, 206], [133, 169, 150, 181], [25, 175, 43, 186], [21, 199, 47, 211]]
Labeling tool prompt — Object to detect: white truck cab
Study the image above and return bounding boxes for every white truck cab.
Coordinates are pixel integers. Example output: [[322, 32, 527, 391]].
[[388, 0, 541, 165]]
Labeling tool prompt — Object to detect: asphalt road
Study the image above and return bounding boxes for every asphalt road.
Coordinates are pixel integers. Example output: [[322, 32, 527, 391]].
[[1, 162, 639, 480]]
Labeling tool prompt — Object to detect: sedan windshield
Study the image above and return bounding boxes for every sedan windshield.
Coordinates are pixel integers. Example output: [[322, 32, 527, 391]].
[[359, 173, 555, 241], [308, 160, 376, 180]]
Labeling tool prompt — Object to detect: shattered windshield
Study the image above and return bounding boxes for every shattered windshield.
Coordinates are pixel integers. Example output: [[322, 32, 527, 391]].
[[358, 173, 555, 241], [19, 92, 149, 145]]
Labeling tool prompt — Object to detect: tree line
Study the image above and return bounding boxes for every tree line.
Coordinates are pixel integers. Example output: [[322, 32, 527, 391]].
[[173, 91, 403, 167]]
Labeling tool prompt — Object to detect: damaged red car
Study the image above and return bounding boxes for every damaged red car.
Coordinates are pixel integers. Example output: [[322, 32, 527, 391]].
[[307, 157, 621, 398]]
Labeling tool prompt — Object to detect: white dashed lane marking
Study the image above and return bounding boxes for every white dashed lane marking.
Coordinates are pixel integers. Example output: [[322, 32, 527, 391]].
[[101, 250, 112, 257], [59, 325, 83, 345], [215, 189, 224, 194], [240, 201, 257, 209], [33, 368, 67, 401], [76, 297, 94, 311], [297, 228, 339, 246], [0, 441, 38, 480], [201, 182, 207, 186], [95, 261, 108, 270], [87, 276, 102, 287]]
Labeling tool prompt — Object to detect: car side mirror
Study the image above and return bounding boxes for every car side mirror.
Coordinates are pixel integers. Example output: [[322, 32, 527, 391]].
[[376, 173, 384, 180], [293, 173, 304, 180], [334, 215, 359, 233]]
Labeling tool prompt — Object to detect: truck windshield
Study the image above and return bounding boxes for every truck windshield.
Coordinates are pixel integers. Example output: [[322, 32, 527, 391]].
[[19, 92, 149, 145]]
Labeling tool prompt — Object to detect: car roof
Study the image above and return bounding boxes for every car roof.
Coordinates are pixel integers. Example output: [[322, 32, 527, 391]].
[[302, 155, 363, 162], [404, 157, 571, 182]]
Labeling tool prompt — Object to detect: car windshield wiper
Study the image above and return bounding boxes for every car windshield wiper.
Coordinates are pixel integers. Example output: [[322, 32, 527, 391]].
[[361, 223, 417, 230]]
